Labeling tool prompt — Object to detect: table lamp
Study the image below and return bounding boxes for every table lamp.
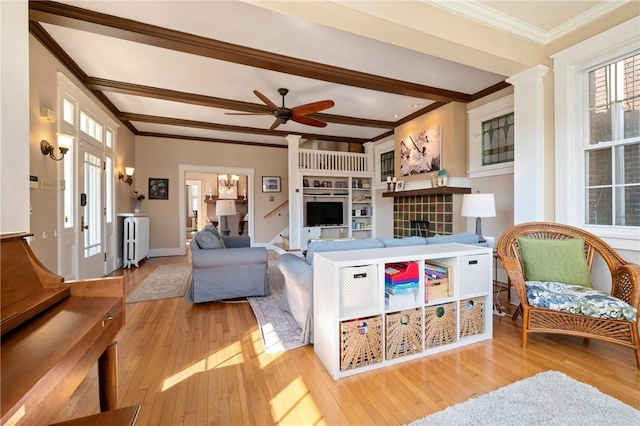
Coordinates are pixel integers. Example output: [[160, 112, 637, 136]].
[[461, 192, 496, 243], [215, 199, 237, 236]]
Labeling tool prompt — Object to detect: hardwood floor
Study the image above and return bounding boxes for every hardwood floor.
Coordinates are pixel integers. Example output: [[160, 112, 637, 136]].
[[52, 248, 640, 425]]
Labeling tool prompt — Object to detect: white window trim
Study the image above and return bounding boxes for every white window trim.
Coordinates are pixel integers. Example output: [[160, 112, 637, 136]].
[[552, 16, 640, 249], [467, 95, 514, 178]]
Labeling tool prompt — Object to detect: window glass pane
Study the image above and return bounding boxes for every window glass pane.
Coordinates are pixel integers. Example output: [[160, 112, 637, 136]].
[[586, 148, 612, 186], [482, 112, 514, 166], [106, 156, 113, 224], [106, 130, 113, 149], [84, 152, 102, 258], [617, 143, 640, 185], [622, 55, 640, 139], [380, 151, 394, 182], [589, 53, 640, 144], [585, 187, 612, 225], [616, 185, 640, 226], [80, 111, 88, 134], [588, 105, 612, 144], [63, 143, 74, 228], [95, 123, 103, 142], [63, 98, 74, 125]]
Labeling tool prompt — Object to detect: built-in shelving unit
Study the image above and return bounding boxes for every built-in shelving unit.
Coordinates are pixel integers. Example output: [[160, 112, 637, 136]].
[[313, 243, 493, 380], [302, 176, 374, 247]]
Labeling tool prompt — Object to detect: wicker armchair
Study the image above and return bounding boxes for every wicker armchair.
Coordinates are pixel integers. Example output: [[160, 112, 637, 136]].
[[496, 222, 640, 368]]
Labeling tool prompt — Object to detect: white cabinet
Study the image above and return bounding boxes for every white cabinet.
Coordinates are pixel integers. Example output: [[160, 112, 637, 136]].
[[313, 243, 493, 380]]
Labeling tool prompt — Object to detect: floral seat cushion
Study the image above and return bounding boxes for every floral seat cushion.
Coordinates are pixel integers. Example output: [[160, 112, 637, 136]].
[[526, 281, 637, 322]]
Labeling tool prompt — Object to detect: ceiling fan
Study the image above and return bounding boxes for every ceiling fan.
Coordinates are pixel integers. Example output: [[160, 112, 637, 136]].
[[226, 88, 335, 131]]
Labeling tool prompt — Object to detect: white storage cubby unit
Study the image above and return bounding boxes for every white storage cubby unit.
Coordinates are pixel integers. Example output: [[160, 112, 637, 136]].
[[313, 243, 493, 379], [302, 176, 373, 247]]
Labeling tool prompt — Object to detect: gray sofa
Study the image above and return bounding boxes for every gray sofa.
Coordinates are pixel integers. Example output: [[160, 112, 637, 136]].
[[187, 225, 269, 303], [278, 232, 487, 344]]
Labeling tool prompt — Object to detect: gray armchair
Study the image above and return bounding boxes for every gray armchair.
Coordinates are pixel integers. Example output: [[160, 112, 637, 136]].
[[187, 225, 269, 303]]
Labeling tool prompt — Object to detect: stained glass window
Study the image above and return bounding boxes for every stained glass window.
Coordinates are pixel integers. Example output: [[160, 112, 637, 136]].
[[482, 112, 514, 166]]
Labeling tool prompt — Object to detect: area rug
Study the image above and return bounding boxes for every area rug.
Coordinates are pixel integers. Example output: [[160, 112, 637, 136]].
[[126, 264, 192, 303], [408, 370, 640, 425], [247, 260, 306, 353]]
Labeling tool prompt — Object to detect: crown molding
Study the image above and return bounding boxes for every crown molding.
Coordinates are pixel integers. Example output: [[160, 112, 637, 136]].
[[429, 0, 632, 45]]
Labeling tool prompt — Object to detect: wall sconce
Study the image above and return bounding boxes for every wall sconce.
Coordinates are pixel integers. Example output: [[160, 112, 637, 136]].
[[41, 133, 74, 161], [118, 167, 135, 186], [218, 174, 239, 189]]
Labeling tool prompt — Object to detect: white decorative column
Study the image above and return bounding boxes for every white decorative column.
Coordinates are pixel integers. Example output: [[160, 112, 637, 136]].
[[287, 134, 303, 250], [506, 65, 549, 224]]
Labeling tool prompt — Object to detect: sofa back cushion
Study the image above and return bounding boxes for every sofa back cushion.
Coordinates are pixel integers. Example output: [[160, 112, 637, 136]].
[[306, 238, 384, 264], [379, 236, 427, 247], [426, 232, 480, 245]]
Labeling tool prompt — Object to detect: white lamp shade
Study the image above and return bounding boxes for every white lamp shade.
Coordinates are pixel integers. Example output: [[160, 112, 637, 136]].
[[124, 167, 135, 176], [56, 133, 74, 150], [461, 193, 496, 218], [215, 199, 237, 217]]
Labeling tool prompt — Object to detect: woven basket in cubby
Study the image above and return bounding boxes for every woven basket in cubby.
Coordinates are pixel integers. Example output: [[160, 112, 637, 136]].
[[424, 302, 457, 348], [459, 297, 485, 338], [385, 308, 423, 359], [340, 315, 383, 371]]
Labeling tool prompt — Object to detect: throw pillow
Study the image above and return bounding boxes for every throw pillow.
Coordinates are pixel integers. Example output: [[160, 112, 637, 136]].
[[203, 224, 221, 239], [195, 229, 222, 249], [516, 237, 592, 288]]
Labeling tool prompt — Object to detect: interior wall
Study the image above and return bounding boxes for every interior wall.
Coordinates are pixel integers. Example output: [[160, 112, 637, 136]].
[[29, 33, 136, 271], [1, 1, 30, 235], [134, 136, 288, 250]]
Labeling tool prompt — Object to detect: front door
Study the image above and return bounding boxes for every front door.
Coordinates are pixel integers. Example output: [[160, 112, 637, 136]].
[[78, 142, 105, 279]]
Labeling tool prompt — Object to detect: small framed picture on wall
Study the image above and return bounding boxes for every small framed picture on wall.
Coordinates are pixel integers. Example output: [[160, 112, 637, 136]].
[[149, 178, 169, 200], [262, 176, 281, 193]]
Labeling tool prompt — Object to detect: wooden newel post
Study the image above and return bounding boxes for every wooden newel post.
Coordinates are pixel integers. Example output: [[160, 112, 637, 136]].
[[98, 341, 118, 411]]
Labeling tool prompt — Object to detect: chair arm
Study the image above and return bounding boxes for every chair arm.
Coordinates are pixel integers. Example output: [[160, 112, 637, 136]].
[[613, 263, 640, 309], [191, 247, 267, 268], [499, 255, 529, 308]]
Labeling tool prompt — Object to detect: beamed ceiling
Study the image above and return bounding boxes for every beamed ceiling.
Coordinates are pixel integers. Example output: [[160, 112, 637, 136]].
[[27, 1, 623, 149]]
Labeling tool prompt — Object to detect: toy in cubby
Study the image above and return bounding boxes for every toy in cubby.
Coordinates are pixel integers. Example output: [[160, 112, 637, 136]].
[[384, 262, 419, 308]]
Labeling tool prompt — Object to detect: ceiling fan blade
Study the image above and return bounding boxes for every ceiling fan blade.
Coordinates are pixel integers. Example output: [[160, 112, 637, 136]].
[[291, 100, 335, 116], [254, 90, 279, 110], [224, 112, 271, 116], [269, 118, 282, 131], [291, 115, 328, 128]]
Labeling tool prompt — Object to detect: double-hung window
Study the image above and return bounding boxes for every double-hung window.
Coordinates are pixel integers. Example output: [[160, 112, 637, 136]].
[[553, 16, 640, 249], [586, 54, 640, 227]]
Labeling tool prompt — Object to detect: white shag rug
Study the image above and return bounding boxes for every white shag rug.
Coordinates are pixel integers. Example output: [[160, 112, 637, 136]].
[[408, 370, 640, 425]]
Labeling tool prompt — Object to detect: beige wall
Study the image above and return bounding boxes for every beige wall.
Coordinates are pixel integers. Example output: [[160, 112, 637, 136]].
[[134, 136, 288, 249], [29, 34, 136, 270]]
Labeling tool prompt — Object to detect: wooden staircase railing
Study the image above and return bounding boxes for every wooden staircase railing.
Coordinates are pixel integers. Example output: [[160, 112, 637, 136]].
[[264, 199, 288, 219]]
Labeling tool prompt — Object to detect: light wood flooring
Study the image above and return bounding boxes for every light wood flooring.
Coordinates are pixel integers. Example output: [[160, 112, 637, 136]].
[[52, 248, 640, 425]]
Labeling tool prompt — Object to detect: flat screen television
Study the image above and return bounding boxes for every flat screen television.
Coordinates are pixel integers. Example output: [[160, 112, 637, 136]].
[[306, 201, 344, 226]]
